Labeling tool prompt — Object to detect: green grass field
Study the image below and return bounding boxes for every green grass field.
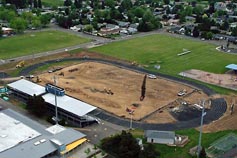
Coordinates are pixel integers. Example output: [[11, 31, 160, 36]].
[[91, 34, 237, 76], [42, 0, 63, 7], [0, 30, 90, 59]]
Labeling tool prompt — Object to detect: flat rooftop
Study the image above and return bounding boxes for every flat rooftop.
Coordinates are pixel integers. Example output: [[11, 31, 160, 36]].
[[42, 93, 97, 117], [46, 124, 66, 135], [0, 109, 87, 158], [7, 79, 46, 96], [0, 113, 41, 153]]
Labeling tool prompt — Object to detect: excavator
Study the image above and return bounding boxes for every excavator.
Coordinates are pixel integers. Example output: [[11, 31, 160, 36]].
[[16, 61, 25, 68]]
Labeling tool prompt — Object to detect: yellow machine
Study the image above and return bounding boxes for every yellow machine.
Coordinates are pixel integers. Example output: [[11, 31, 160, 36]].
[[16, 61, 25, 68]]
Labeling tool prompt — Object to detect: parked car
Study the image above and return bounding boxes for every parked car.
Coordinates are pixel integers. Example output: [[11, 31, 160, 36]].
[[148, 74, 157, 79]]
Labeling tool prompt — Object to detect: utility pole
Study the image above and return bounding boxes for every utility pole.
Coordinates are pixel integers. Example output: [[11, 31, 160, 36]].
[[130, 112, 133, 129], [53, 76, 58, 125], [197, 99, 206, 158]]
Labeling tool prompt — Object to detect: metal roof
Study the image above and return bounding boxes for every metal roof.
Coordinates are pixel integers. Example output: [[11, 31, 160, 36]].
[[0, 113, 41, 153], [145, 130, 175, 139], [42, 93, 97, 117], [7, 79, 46, 96], [225, 64, 237, 71], [0, 109, 86, 158]]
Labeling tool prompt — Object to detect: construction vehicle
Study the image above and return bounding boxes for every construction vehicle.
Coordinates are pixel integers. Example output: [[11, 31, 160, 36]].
[[16, 61, 25, 68], [36, 76, 41, 83]]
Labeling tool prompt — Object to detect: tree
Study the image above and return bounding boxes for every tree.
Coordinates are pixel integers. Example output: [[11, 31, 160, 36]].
[[220, 20, 229, 31], [0, 26, 3, 37], [133, 7, 145, 18], [206, 31, 213, 40], [83, 24, 93, 33], [38, 0, 42, 8], [199, 147, 207, 158], [199, 17, 211, 31], [105, 0, 115, 8], [192, 26, 200, 37], [232, 27, 237, 36], [32, 17, 42, 29], [163, 0, 170, 5], [21, 11, 34, 25], [10, 17, 27, 33], [0, 9, 16, 22], [139, 143, 160, 158], [193, 5, 204, 15], [138, 9, 161, 32], [111, 8, 123, 20], [33, 0, 38, 8], [39, 14, 51, 27], [27, 95, 47, 117], [64, 0, 72, 6], [121, 0, 133, 11], [101, 130, 159, 158]]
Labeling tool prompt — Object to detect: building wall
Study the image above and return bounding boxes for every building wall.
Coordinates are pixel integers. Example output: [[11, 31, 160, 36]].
[[46, 103, 97, 127], [147, 137, 174, 144]]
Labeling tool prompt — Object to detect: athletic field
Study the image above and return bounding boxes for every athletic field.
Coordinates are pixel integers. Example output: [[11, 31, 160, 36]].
[[0, 30, 90, 59], [91, 34, 237, 76]]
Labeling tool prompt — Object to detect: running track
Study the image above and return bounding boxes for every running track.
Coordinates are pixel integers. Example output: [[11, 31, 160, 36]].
[[19, 58, 227, 130]]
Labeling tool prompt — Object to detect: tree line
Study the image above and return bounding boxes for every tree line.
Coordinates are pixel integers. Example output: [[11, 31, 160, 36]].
[[0, 6, 51, 34], [55, 0, 162, 32], [1, 0, 42, 9]]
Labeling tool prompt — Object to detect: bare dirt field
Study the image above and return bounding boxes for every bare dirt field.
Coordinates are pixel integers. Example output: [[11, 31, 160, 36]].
[[36, 62, 209, 124], [182, 69, 237, 91]]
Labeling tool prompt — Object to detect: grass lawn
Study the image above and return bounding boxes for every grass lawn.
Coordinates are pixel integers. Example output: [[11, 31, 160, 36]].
[[90, 34, 237, 76], [131, 129, 237, 158], [42, 0, 63, 7], [0, 30, 90, 59]]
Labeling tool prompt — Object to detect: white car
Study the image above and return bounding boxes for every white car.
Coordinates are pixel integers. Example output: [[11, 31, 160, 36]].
[[148, 74, 157, 79]]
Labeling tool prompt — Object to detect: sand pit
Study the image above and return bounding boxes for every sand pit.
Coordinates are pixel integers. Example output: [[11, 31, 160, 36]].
[[182, 69, 237, 91], [36, 62, 209, 123]]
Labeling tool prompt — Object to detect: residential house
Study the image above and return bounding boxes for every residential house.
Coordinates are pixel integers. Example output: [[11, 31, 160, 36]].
[[116, 21, 130, 28], [2, 27, 14, 36], [145, 130, 175, 145], [127, 27, 137, 34], [167, 19, 179, 26], [98, 24, 120, 37]]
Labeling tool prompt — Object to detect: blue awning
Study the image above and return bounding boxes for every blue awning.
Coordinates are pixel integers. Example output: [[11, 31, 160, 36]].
[[225, 64, 237, 70]]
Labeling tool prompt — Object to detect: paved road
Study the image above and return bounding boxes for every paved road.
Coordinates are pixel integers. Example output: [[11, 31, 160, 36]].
[[18, 58, 227, 131]]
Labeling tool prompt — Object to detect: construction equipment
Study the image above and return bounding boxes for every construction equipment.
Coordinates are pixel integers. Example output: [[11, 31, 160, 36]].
[[36, 76, 41, 83], [16, 61, 25, 68]]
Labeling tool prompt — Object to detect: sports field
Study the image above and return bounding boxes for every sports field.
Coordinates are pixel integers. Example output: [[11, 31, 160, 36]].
[[0, 30, 90, 59], [91, 34, 237, 76], [42, 0, 63, 7]]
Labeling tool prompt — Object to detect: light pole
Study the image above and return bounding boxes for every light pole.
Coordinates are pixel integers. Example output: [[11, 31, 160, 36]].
[[197, 99, 206, 158], [53, 76, 58, 125]]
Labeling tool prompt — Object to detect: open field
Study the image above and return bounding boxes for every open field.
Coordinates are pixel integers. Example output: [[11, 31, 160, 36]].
[[90, 34, 237, 76], [35, 62, 209, 123], [42, 0, 63, 7], [0, 30, 90, 59]]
